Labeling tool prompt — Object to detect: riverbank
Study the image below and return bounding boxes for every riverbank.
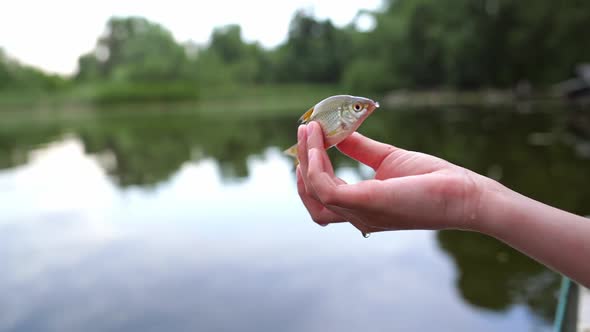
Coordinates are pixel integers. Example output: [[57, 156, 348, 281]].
[[0, 84, 574, 114], [381, 88, 566, 108], [0, 84, 344, 114]]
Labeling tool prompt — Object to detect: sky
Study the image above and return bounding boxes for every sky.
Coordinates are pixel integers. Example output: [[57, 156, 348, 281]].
[[0, 0, 382, 75]]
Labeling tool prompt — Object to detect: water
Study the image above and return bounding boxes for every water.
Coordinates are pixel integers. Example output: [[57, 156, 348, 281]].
[[1, 103, 588, 331]]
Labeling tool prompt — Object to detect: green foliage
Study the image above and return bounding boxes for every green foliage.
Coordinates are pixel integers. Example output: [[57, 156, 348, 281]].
[[0, 48, 67, 92], [209, 25, 247, 64], [273, 10, 353, 83], [342, 58, 393, 92], [73, 17, 199, 103], [87, 82, 198, 104], [358, 0, 590, 90], [198, 25, 271, 84], [4, 2, 590, 105], [78, 17, 194, 83], [191, 49, 234, 86]]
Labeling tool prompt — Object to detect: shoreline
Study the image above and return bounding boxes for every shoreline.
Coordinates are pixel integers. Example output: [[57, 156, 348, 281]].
[[0, 85, 584, 113]]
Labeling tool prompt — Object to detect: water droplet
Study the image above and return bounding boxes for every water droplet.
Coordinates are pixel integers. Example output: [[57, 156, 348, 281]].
[[319, 223, 328, 227], [362, 232, 371, 238]]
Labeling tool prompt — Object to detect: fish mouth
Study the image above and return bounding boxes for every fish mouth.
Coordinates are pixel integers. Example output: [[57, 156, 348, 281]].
[[367, 100, 380, 112]]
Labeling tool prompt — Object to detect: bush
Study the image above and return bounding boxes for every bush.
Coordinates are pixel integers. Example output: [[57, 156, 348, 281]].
[[343, 59, 397, 93], [90, 82, 199, 104]]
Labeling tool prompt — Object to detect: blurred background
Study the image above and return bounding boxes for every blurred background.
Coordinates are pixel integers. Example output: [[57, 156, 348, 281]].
[[1, 0, 589, 331]]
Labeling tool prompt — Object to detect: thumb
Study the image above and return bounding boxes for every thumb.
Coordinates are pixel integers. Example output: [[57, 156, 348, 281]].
[[336, 132, 402, 170]]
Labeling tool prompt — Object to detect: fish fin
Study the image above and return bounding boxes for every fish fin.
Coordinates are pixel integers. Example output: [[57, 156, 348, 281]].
[[283, 143, 298, 157], [283, 143, 300, 165], [326, 129, 340, 137], [298, 107, 314, 124]]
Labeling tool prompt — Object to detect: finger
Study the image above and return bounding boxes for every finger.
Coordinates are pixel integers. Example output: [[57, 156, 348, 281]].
[[296, 166, 345, 225], [330, 208, 384, 236], [340, 208, 390, 234], [349, 221, 387, 236], [307, 147, 354, 208], [307, 121, 336, 177], [307, 163, 390, 213], [300, 158, 386, 233], [297, 124, 316, 194], [336, 132, 402, 170], [297, 125, 309, 175], [306, 122, 325, 150]]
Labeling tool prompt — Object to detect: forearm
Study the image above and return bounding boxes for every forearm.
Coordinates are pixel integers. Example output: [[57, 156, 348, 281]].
[[476, 180, 590, 288]]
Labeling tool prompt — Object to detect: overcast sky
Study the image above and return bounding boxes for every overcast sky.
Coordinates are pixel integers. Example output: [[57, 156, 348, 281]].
[[0, 0, 382, 75]]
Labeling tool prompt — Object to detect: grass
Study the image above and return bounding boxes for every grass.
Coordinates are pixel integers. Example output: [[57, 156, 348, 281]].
[[0, 81, 566, 115], [76, 82, 199, 104]]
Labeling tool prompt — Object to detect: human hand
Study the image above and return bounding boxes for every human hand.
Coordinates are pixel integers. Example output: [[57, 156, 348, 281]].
[[296, 121, 491, 236], [297, 121, 590, 286]]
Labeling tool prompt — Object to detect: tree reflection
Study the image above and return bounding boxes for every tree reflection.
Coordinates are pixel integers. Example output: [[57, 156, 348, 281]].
[[0, 120, 64, 169], [437, 231, 560, 321], [0, 109, 297, 186], [1, 104, 588, 323], [1, 105, 590, 203]]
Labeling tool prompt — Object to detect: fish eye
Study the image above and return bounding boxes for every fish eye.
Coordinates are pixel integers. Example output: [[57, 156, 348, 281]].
[[353, 103, 362, 112]]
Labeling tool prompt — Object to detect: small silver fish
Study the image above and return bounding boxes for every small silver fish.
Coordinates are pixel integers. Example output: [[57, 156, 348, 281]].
[[284, 95, 379, 160]]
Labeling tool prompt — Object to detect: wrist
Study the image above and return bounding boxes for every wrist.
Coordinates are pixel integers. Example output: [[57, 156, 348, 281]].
[[465, 173, 515, 236]]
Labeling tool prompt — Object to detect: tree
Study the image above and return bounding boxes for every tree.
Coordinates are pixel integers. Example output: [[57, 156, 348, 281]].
[[0, 47, 65, 92], [209, 25, 246, 64], [76, 17, 194, 83], [273, 10, 353, 83], [198, 24, 271, 84], [346, 0, 590, 91]]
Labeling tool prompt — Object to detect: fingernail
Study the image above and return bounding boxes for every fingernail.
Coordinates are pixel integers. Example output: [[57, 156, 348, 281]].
[[307, 148, 315, 164], [308, 148, 323, 172], [297, 125, 305, 142], [307, 122, 314, 136]]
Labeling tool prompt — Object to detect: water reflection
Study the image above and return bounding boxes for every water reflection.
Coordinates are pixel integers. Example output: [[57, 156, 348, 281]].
[[438, 231, 560, 321], [0, 104, 588, 331], [2, 106, 589, 200], [0, 142, 549, 332]]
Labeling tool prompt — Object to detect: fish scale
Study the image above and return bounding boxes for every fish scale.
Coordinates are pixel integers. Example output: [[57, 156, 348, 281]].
[[312, 107, 343, 135]]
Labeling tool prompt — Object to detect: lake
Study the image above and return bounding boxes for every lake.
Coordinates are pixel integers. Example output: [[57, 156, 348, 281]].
[[1, 102, 589, 331]]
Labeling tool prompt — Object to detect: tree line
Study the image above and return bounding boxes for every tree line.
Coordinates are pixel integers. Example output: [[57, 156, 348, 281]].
[[1, 0, 589, 98], [0, 49, 66, 92]]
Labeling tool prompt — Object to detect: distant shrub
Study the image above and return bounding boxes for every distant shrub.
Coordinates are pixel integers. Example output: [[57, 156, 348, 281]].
[[343, 59, 397, 93], [90, 82, 198, 104]]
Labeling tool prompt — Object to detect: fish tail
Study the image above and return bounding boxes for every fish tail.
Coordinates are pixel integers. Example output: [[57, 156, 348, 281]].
[[283, 143, 298, 157], [283, 143, 300, 165]]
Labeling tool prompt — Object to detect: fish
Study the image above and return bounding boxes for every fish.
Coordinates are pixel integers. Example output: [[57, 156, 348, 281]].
[[284, 95, 379, 161]]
